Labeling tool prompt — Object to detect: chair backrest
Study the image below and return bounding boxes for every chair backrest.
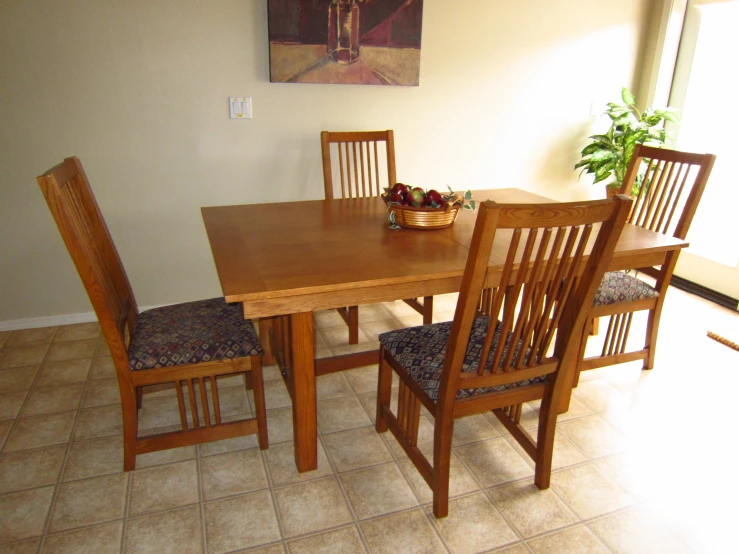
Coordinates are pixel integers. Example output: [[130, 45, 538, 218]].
[[37, 157, 137, 381], [437, 197, 632, 407], [320, 130, 397, 200], [620, 144, 716, 240]]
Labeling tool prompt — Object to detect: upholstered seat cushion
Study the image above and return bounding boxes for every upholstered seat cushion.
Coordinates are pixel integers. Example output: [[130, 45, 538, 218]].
[[379, 317, 545, 403], [128, 298, 262, 370], [592, 271, 659, 307]]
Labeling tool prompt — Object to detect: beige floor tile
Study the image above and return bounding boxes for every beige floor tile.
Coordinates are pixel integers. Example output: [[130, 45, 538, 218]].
[[48, 473, 128, 533], [20, 383, 84, 417], [136, 395, 183, 431], [128, 460, 199, 516], [4, 412, 76, 452], [4, 328, 57, 349], [90, 357, 116, 380], [360, 508, 446, 554], [313, 310, 345, 329], [0, 486, 55, 544], [0, 538, 41, 553], [0, 344, 50, 370], [316, 372, 354, 401], [358, 304, 394, 324], [339, 463, 418, 520], [263, 379, 292, 410], [344, 365, 379, 394], [329, 341, 380, 357], [398, 452, 480, 504], [136, 445, 195, 469], [317, 396, 372, 434], [44, 339, 98, 364], [273, 477, 353, 538], [94, 339, 110, 358], [526, 525, 610, 554], [382, 300, 421, 319], [431, 492, 518, 553], [359, 319, 404, 341], [322, 426, 392, 473], [287, 525, 365, 554], [36, 359, 91, 387], [451, 413, 501, 447], [53, 322, 100, 343], [492, 543, 530, 554], [265, 407, 294, 445], [233, 543, 285, 554], [488, 481, 579, 538], [455, 437, 534, 488], [0, 420, 12, 450], [588, 505, 692, 554], [571, 379, 631, 414], [63, 435, 123, 481], [320, 326, 370, 348], [550, 396, 594, 423], [264, 441, 334, 487], [550, 464, 635, 520], [504, 433, 588, 472], [557, 414, 627, 460], [0, 445, 66, 494], [199, 435, 258, 457], [73, 404, 122, 441], [592, 451, 667, 501], [125, 505, 201, 554], [204, 490, 281, 554], [43, 521, 122, 554], [201, 449, 268, 501], [0, 366, 39, 394], [261, 364, 283, 382], [82, 378, 120, 408], [0, 391, 27, 421]]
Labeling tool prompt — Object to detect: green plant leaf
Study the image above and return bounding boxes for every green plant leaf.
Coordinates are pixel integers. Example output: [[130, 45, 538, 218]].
[[621, 88, 636, 106], [464, 190, 472, 200], [580, 143, 601, 156]]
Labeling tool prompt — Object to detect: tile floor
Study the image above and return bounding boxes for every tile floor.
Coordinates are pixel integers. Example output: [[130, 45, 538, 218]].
[[0, 289, 737, 553]]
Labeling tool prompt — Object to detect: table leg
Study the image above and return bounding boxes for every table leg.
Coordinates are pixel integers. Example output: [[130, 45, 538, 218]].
[[290, 312, 317, 472], [258, 317, 277, 366]]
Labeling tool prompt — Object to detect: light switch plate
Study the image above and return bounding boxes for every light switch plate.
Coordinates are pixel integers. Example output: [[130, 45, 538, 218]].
[[229, 97, 252, 119]]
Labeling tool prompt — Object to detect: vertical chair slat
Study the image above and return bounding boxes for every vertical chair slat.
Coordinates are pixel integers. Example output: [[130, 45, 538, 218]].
[[187, 379, 199, 429], [352, 142, 359, 198], [199, 378, 211, 428], [359, 141, 367, 197], [338, 143, 347, 199], [653, 162, 682, 234], [662, 163, 691, 235], [646, 161, 675, 231], [211, 376, 222, 425], [175, 381, 188, 430]]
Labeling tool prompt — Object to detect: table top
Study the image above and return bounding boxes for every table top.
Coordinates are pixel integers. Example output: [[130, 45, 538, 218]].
[[202, 188, 688, 317]]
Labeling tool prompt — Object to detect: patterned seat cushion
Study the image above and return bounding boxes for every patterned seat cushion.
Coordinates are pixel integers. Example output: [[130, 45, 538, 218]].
[[379, 317, 545, 403], [128, 298, 262, 371], [592, 271, 659, 307]]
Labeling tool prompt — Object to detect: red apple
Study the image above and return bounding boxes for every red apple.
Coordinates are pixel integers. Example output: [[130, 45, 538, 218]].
[[389, 191, 404, 203], [391, 182, 409, 195], [410, 187, 426, 207], [403, 191, 415, 205], [426, 189, 443, 207]]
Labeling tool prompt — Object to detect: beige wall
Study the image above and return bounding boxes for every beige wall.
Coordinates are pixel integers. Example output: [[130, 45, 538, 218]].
[[0, 0, 652, 324]]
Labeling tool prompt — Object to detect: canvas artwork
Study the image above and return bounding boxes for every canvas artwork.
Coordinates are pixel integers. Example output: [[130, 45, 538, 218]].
[[268, 0, 424, 86]]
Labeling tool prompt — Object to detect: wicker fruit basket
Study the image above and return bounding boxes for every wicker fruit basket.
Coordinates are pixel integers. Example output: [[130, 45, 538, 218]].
[[381, 193, 463, 230]]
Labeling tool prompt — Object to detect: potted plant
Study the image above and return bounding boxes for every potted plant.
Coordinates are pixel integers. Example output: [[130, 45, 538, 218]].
[[575, 88, 679, 196]]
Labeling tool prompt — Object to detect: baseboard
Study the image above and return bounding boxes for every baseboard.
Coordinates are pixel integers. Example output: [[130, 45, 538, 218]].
[[0, 305, 166, 332], [671, 275, 739, 311]]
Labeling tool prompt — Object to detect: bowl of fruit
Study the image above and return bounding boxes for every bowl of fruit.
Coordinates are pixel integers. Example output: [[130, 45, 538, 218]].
[[381, 183, 476, 230]]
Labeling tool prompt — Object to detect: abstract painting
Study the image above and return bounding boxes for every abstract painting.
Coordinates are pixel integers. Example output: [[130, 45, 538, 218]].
[[268, 0, 424, 86]]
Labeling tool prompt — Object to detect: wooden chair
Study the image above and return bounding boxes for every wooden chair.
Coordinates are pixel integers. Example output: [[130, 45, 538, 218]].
[[576, 145, 716, 379], [320, 130, 433, 344], [37, 157, 268, 471], [376, 196, 632, 517]]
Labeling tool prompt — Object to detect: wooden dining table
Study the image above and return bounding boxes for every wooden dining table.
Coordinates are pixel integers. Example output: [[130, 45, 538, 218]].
[[202, 188, 688, 472]]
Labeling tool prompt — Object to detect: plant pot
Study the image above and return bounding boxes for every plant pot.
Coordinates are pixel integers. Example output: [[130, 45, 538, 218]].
[[605, 186, 622, 199]]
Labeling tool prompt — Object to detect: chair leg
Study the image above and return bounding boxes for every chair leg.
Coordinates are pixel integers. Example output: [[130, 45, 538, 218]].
[[121, 385, 139, 471], [432, 413, 455, 518], [243, 372, 254, 390], [348, 306, 359, 345], [572, 315, 591, 388], [643, 306, 661, 370], [533, 383, 558, 490], [422, 296, 433, 325], [250, 358, 269, 450], [136, 387, 143, 410], [589, 316, 599, 336], [376, 348, 393, 433]]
